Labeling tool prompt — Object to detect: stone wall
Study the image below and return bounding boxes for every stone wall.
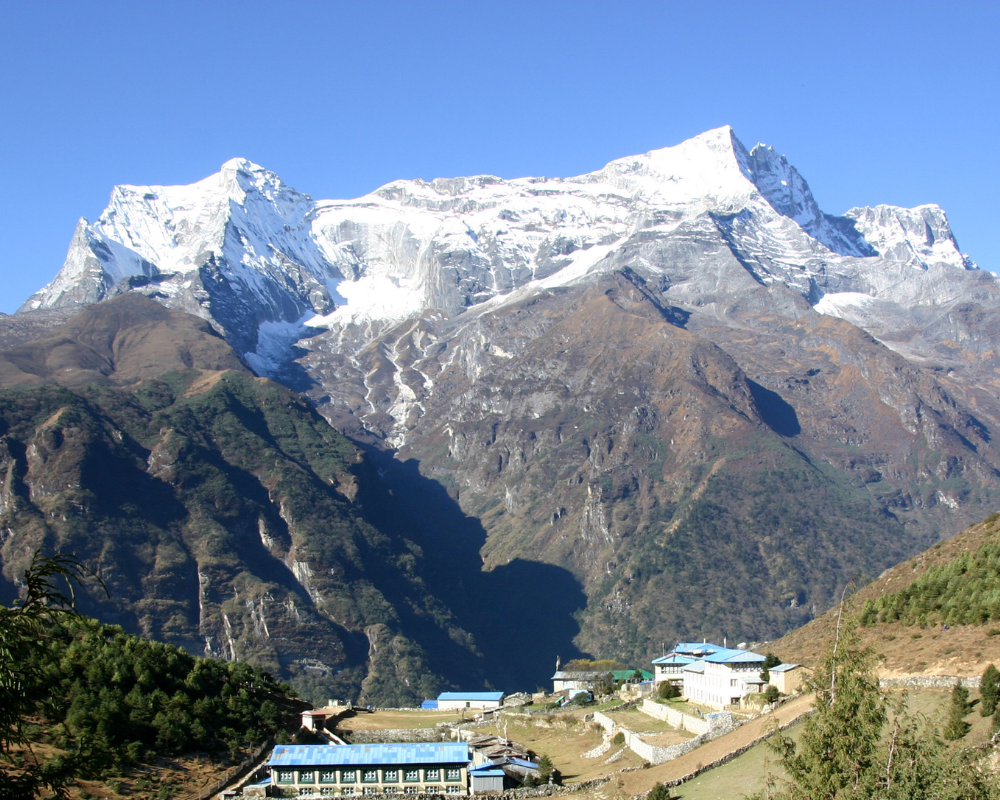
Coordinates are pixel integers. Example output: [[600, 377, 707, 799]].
[[879, 675, 980, 690], [637, 700, 710, 735], [591, 709, 740, 766], [341, 728, 446, 743]]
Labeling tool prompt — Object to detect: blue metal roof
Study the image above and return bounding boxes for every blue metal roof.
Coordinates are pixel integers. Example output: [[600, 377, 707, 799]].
[[673, 642, 725, 655], [268, 744, 470, 767], [470, 767, 506, 777], [437, 692, 505, 701], [651, 654, 696, 665], [509, 759, 538, 770], [703, 648, 765, 663]]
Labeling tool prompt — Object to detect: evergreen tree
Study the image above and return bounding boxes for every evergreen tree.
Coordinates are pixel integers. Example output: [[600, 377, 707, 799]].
[[943, 683, 971, 741], [981, 664, 1000, 717], [0, 552, 103, 798], [761, 652, 782, 682], [751, 622, 1000, 800]]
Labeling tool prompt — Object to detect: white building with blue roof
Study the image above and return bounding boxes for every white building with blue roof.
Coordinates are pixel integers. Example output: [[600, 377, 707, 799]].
[[436, 692, 505, 711], [266, 743, 471, 797], [677, 645, 767, 709]]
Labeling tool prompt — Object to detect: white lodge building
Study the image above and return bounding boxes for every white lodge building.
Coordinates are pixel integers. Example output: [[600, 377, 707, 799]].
[[679, 646, 766, 709]]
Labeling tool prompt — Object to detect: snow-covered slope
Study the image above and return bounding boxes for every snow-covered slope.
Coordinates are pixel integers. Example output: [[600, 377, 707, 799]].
[[21, 127, 987, 370]]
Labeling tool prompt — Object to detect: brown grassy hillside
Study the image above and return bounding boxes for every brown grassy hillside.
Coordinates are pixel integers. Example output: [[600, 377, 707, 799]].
[[771, 512, 1000, 677]]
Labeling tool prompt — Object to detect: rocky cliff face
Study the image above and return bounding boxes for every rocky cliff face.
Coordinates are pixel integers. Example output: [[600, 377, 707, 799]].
[[12, 127, 1000, 683], [0, 296, 495, 705]]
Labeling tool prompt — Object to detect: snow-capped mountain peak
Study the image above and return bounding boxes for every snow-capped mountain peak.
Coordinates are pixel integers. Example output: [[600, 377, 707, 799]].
[[20, 129, 987, 378]]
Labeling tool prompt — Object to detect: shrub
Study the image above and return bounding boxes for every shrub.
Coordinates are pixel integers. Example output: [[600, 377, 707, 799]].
[[658, 682, 681, 700]]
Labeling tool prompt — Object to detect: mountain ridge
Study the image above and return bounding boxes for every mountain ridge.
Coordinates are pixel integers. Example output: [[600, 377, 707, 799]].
[[7, 127, 1000, 689]]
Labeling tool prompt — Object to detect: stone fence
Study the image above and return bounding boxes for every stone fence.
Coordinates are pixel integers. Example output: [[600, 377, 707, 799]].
[[591, 708, 739, 766], [341, 728, 446, 743], [879, 675, 981, 690], [637, 700, 715, 735]]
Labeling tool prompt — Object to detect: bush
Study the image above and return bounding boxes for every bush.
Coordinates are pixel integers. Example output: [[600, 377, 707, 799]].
[[658, 682, 681, 700], [764, 685, 781, 704], [612, 732, 625, 745]]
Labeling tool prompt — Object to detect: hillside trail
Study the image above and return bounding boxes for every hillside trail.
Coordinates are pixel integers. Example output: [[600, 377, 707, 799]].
[[589, 693, 813, 797]]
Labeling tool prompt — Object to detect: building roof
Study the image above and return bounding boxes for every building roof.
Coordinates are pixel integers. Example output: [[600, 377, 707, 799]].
[[612, 669, 653, 681], [268, 744, 470, 767], [769, 663, 800, 673], [437, 692, 505, 702], [651, 654, 696, 666], [703, 648, 766, 664], [682, 662, 706, 674], [551, 670, 604, 680], [470, 767, 506, 777], [672, 642, 726, 656]]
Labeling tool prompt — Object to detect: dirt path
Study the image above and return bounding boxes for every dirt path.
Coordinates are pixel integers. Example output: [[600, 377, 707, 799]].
[[603, 694, 813, 796]]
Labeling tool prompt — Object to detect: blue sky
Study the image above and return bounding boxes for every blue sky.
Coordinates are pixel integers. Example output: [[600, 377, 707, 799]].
[[1, 1, 997, 313]]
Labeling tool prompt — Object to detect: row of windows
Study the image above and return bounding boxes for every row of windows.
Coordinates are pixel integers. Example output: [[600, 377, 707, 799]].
[[277, 786, 464, 797], [275, 769, 463, 785]]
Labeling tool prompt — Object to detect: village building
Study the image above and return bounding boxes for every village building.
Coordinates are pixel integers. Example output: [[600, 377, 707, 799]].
[[768, 663, 806, 694], [679, 646, 767, 709], [550, 671, 605, 693], [435, 692, 505, 710], [650, 654, 696, 686], [266, 743, 471, 797]]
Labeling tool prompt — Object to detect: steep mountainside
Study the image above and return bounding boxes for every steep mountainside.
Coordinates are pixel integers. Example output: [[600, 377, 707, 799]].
[[0, 296, 496, 704], [13, 127, 1000, 678]]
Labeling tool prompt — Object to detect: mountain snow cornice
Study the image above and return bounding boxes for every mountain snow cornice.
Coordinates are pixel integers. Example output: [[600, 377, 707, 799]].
[[22, 126, 987, 374]]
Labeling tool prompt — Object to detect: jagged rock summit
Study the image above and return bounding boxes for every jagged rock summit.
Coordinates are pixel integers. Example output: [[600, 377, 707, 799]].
[[23, 127, 987, 377]]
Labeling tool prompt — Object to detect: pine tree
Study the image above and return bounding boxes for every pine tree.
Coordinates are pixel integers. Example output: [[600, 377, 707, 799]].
[[981, 664, 999, 717], [943, 683, 971, 741], [751, 623, 1000, 799]]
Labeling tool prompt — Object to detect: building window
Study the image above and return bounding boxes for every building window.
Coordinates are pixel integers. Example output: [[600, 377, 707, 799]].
[[342, 789, 356, 796], [404, 787, 418, 795], [383, 769, 399, 783], [320, 771, 337, 784], [320, 790, 334, 797], [404, 769, 420, 782], [424, 769, 440, 782], [300, 771, 316, 784], [362, 770, 378, 783], [301, 790, 314, 797], [447, 786, 462, 795], [363, 788, 378, 796], [446, 769, 462, 782], [730, 679, 738, 687], [341, 770, 357, 784], [384, 788, 398, 795], [277, 771, 295, 784]]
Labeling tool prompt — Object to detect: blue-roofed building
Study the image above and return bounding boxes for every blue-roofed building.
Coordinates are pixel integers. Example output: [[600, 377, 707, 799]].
[[665, 642, 766, 709], [266, 743, 471, 797], [650, 654, 696, 686], [436, 692, 505, 711]]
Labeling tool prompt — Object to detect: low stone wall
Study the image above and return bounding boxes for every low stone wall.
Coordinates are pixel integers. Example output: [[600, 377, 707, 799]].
[[879, 675, 980, 690], [591, 710, 739, 766], [341, 728, 446, 743], [638, 700, 711, 735]]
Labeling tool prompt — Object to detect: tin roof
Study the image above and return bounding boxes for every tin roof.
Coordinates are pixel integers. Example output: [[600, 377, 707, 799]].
[[703, 648, 766, 663], [268, 744, 470, 768], [437, 692, 505, 702], [769, 663, 800, 673], [651, 655, 696, 665], [612, 669, 653, 681], [470, 767, 506, 777], [682, 662, 706, 674]]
